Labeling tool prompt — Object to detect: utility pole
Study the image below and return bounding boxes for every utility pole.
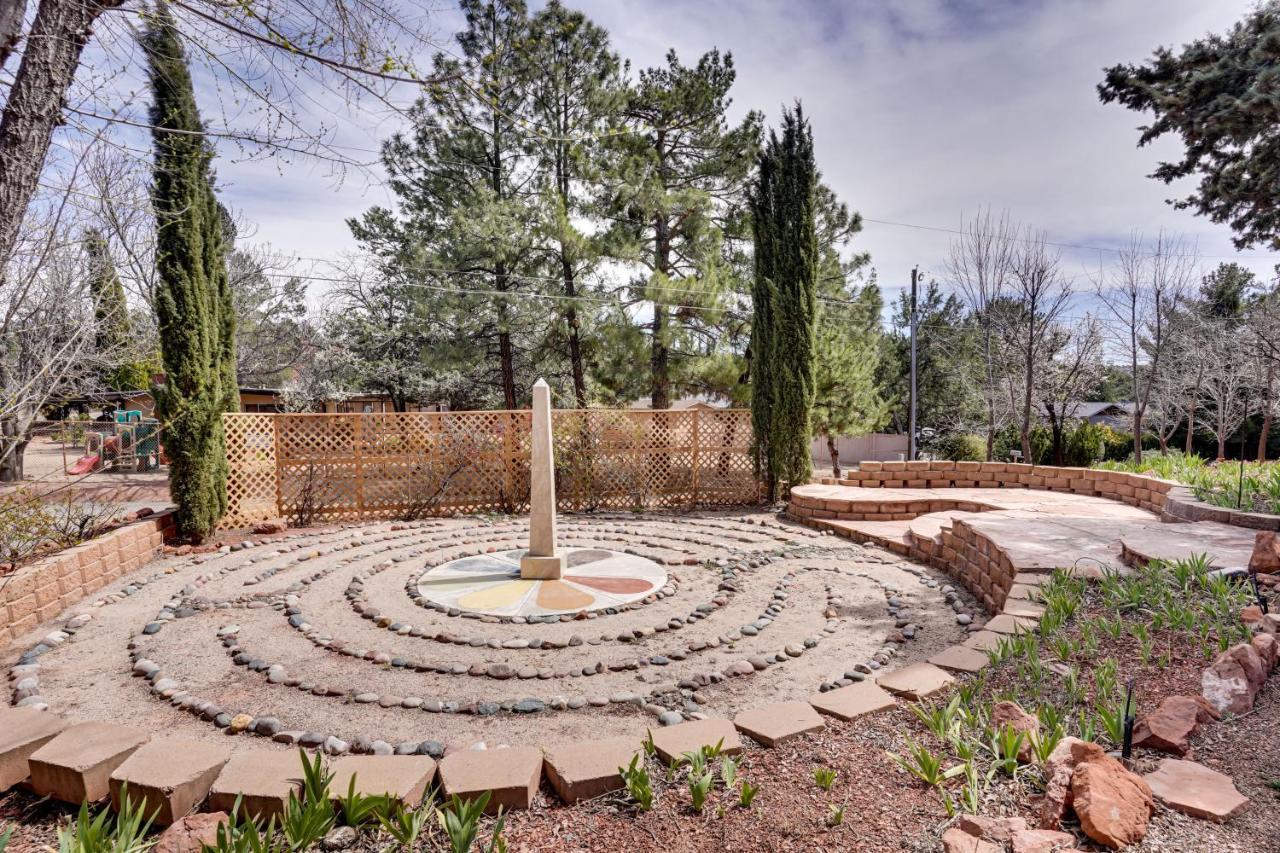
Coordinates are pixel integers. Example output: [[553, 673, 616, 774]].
[[908, 266, 919, 461]]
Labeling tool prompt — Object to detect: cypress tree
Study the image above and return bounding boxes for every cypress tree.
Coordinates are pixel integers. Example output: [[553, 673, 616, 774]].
[[85, 229, 132, 383], [143, 3, 237, 540], [750, 105, 818, 500]]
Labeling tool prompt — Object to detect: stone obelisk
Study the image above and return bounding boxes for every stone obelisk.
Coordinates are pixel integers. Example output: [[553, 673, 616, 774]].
[[520, 379, 566, 579]]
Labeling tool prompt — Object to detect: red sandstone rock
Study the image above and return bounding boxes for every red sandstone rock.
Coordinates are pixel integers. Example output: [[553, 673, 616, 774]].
[[1143, 758, 1250, 822], [1011, 828, 1076, 853], [942, 827, 1002, 853], [1132, 695, 1210, 756], [992, 700, 1039, 762], [1249, 531, 1280, 574], [957, 814, 1028, 842], [1071, 755, 1153, 849], [1251, 632, 1277, 671], [1202, 643, 1266, 714], [1240, 605, 1264, 627], [251, 519, 287, 535], [1040, 737, 1104, 829], [153, 812, 228, 853]]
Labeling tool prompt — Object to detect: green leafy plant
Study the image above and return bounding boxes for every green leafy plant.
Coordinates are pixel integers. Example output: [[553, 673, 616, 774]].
[[738, 779, 761, 808], [986, 725, 1025, 777], [813, 767, 837, 791], [377, 800, 432, 852], [438, 792, 505, 853], [338, 775, 396, 826], [620, 754, 654, 813], [719, 756, 739, 789], [688, 772, 713, 814], [56, 787, 155, 853], [888, 737, 947, 787], [825, 803, 845, 827]]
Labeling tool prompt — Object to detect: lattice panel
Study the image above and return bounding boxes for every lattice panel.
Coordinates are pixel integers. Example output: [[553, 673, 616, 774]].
[[222, 408, 757, 528], [222, 414, 278, 528]]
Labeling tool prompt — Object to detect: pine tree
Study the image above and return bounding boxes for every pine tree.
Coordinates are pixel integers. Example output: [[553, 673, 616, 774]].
[[525, 1, 624, 407], [613, 49, 761, 409], [750, 105, 818, 500], [144, 3, 237, 540]]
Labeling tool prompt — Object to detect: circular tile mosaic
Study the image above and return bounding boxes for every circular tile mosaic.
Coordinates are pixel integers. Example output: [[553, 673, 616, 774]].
[[415, 547, 670, 617]]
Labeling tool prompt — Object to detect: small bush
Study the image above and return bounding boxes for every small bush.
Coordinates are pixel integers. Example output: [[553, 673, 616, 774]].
[[930, 433, 985, 462]]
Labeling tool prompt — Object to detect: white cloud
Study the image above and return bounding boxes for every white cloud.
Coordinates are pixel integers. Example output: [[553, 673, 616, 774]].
[[86, 1, 1280, 311]]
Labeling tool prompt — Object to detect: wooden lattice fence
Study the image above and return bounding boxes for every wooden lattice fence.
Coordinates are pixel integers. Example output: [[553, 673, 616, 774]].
[[221, 409, 758, 528]]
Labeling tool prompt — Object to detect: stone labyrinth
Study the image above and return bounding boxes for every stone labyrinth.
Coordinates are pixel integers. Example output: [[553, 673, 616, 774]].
[[14, 511, 980, 757]]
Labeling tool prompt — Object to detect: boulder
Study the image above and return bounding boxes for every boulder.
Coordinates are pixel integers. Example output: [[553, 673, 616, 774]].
[[1040, 737, 1104, 829], [1251, 632, 1277, 672], [1249, 531, 1280, 574], [1201, 643, 1266, 714], [941, 827, 1002, 853], [1131, 695, 1214, 756], [251, 519, 287, 535], [154, 812, 228, 853], [992, 700, 1039, 763], [1010, 829, 1077, 853], [957, 814, 1028, 842], [1071, 755, 1153, 849]]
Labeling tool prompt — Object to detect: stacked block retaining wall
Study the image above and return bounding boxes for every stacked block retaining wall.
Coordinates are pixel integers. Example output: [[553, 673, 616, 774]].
[[1, 511, 175, 645]]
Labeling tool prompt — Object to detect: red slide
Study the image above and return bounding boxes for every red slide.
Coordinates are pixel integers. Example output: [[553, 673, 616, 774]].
[[67, 454, 100, 475]]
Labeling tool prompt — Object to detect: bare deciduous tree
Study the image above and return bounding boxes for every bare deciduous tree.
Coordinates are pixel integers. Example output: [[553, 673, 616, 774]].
[[948, 208, 1016, 460], [1195, 322, 1254, 459], [1008, 228, 1072, 460], [1038, 317, 1103, 464], [1095, 232, 1195, 462]]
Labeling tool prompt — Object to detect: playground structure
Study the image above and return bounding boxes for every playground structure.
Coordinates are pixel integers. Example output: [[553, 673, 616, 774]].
[[65, 411, 164, 475]]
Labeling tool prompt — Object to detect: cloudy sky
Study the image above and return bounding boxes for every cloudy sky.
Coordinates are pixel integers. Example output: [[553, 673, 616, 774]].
[[102, 0, 1280, 315]]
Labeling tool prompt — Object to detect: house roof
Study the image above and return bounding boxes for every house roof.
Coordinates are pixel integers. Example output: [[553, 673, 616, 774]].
[[1073, 401, 1135, 418], [628, 395, 730, 411]]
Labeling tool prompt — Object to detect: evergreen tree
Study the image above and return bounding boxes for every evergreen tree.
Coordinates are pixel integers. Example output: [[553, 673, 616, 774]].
[[144, 3, 237, 540], [85, 229, 134, 390], [810, 184, 885, 478], [1099, 2, 1280, 249], [351, 0, 542, 410], [750, 105, 818, 500], [525, 1, 625, 406], [612, 49, 761, 409]]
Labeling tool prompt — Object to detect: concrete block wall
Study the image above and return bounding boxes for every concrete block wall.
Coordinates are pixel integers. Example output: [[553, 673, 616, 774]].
[[1, 511, 175, 645]]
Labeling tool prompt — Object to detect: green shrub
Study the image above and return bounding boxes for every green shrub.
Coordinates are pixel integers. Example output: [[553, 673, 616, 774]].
[[930, 433, 985, 462], [1064, 422, 1106, 467]]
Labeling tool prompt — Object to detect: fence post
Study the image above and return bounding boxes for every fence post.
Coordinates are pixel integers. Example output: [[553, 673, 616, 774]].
[[271, 415, 284, 520], [354, 415, 366, 515], [691, 410, 701, 508]]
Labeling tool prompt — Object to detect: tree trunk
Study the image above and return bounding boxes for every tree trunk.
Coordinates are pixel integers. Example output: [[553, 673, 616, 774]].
[[498, 330, 516, 410], [1260, 362, 1275, 462], [1048, 411, 1063, 466], [562, 254, 586, 407], [827, 433, 840, 480], [1185, 395, 1195, 455], [0, 418, 27, 482], [1132, 410, 1143, 463], [0, 0, 24, 70], [651, 213, 671, 410], [0, 0, 117, 277]]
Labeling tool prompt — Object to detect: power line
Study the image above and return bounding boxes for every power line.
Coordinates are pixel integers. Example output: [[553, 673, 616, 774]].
[[861, 217, 1280, 261]]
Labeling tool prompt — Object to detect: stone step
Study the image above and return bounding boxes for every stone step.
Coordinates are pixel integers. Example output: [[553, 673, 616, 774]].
[[645, 717, 742, 765], [28, 722, 149, 805], [108, 738, 230, 826], [1143, 758, 1249, 822], [0, 708, 67, 792], [875, 662, 955, 700], [438, 746, 542, 813], [542, 736, 644, 804], [208, 750, 303, 821], [328, 755, 436, 807], [807, 681, 897, 721], [732, 701, 825, 747]]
